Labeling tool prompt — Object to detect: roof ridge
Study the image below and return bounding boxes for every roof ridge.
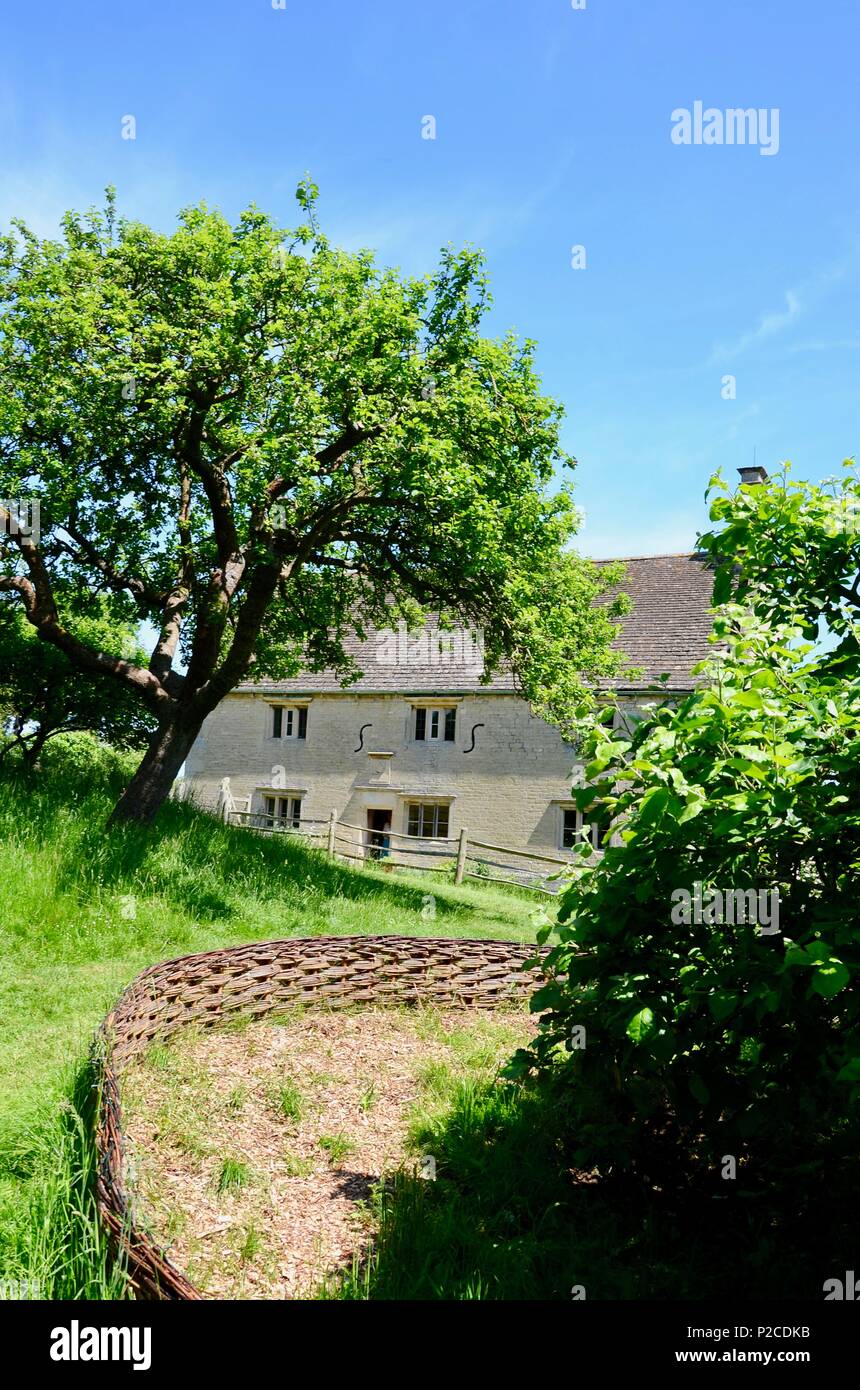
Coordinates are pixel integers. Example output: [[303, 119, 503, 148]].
[[593, 551, 709, 563]]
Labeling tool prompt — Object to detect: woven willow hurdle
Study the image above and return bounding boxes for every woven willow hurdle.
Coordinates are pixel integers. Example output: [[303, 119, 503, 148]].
[[95, 934, 545, 1300]]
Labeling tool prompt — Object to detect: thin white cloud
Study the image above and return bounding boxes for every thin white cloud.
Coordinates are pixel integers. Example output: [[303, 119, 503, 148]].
[[708, 258, 851, 364], [786, 338, 860, 354], [326, 151, 577, 270], [710, 288, 801, 362], [725, 401, 761, 440]]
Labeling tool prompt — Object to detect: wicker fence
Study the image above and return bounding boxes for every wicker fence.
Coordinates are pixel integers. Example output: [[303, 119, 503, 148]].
[[95, 934, 546, 1300]]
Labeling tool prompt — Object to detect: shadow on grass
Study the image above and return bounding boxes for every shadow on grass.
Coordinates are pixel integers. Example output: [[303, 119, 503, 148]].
[[7, 766, 483, 929], [323, 1077, 859, 1301]]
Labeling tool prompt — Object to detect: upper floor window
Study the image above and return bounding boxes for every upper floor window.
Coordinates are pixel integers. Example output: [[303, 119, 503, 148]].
[[561, 805, 609, 853], [413, 705, 456, 742], [271, 705, 308, 740], [407, 802, 451, 838]]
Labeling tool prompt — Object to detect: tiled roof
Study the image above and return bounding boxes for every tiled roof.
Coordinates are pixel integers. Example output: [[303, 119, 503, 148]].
[[596, 552, 717, 690], [238, 552, 716, 697]]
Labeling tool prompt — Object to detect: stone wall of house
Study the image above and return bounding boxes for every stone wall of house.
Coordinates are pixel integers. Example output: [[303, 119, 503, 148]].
[[182, 690, 591, 864]]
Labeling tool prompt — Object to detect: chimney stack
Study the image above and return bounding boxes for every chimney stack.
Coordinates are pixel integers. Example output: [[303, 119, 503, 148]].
[[737, 464, 768, 487]]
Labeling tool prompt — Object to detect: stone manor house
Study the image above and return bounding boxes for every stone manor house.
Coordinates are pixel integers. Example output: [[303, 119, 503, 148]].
[[182, 552, 715, 864]]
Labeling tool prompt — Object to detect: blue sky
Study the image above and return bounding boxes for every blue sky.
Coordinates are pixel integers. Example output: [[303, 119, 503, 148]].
[[2, 0, 858, 557]]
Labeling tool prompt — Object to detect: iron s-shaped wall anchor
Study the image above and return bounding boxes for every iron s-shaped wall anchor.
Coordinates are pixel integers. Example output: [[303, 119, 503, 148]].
[[464, 723, 484, 753], [354, 723, 373, 753]]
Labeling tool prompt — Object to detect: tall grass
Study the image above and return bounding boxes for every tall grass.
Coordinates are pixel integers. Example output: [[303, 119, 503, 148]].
[[0, 1063, 129, 1299]]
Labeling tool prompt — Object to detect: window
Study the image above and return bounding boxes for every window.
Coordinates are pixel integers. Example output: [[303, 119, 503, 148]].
[[561, 808, 578, 850], [414, 706, 456, 742], [406, 802, 450, 838], [271, 705, 308, 740], [561, 806, 609, 852], [263, 794, 302, 830]]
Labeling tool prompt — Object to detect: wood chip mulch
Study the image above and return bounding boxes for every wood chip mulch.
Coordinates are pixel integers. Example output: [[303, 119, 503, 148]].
[[120, 1004, 531, 1299]]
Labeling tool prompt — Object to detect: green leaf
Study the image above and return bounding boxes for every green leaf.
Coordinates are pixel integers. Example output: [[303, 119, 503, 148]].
[[712, 567, 732, 604], [811, 962, 850, 997], [639, 787, 670, 826], [735, 744, 767, 762], [679, 795, 705, 823], [709, 991, 738, 1022], [689, 1074, 710, 1105], [626, 1007, 655, 1042], [732, 690, 766, 709]]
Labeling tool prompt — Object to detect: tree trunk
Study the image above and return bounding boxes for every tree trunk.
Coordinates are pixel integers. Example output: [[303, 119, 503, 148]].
[[23, 731, 49, 767], [108, 710, 204, 826]]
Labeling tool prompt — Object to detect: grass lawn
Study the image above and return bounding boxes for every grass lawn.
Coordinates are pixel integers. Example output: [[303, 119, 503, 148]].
[[0, 765, 539, 1297]]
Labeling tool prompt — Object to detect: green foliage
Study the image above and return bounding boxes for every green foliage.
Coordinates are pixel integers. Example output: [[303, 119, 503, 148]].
[[701, 460, 860, 669], [322, 1073, 854, 1299], [0, 1062, 130, 1300], [214, 1156, 250, 1195], [274, 1080, 303, 1123], [35, 732, 142, 787], [518, 469, 860, 1181], [0, 601, 154, 765], [318, 1133, 355, 1165], [0, 184, 628, 822]]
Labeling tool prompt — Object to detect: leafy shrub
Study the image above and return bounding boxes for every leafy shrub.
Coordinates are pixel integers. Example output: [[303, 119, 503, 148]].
[[0, 599, 155, 766], [516, 469, 860, 1183], [37, 732, 141, 792], [515, 602, 860, 1183]]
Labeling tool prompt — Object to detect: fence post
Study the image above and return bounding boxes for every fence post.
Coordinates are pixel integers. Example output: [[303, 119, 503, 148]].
[[455, 827, 468, 885], [218, 776, 233, 825], [327, 809, 338, 858]]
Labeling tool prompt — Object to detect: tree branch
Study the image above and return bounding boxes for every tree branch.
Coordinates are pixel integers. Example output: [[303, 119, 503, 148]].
[[0, 510, 174, 714], [59, 519, 164, 614], [149, 459, 193, 688]]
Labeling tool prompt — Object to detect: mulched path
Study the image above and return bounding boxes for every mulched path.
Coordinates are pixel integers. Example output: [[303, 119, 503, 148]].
[[120, 1004, 531, 1299]]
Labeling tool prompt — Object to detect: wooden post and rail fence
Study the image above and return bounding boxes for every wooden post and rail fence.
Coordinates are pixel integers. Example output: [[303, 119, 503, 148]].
[[224, 802, 572, 896]]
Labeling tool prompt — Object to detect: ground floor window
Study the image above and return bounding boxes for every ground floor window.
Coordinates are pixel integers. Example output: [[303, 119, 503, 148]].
[[263, 794, 302, 830], [406, 802, 450, 838], [561, 805, 609, 852]]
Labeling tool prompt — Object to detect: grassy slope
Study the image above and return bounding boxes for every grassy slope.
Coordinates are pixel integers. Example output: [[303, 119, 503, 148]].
[[0, 768, 538, 1296], [0, 773, 536, 1140]]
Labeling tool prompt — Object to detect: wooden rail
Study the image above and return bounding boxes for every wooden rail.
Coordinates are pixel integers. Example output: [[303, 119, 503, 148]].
[[225, 805, 573, 896]]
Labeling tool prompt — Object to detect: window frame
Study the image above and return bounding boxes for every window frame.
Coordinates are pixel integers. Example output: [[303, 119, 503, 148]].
[[270, 704, 308, 741], [406, 801, 451, 839], [560, 805, 609, 853], [412, 704, 456, 743], [262, 793, 302, 830]]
